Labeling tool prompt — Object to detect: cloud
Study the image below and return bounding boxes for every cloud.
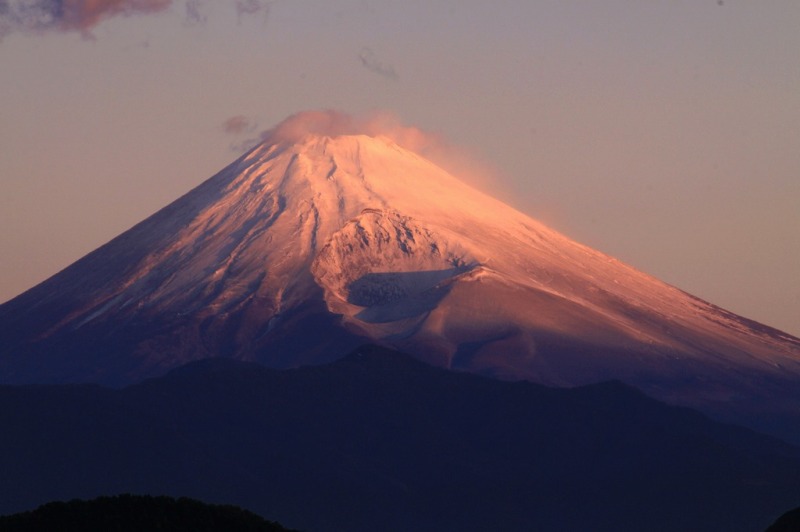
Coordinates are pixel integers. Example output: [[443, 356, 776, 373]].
[[0, 0, 171, 36], [255, 110, 502, 194], [183, 0, 205, 26], [260, 110, 438, 150], [358, 47, 398, 80], [221, 115, 257, 135], [0, 0, 272, 37], [262, 110, 359, 144], [221, 114, 261, 152], [235, 0, 270, 21]]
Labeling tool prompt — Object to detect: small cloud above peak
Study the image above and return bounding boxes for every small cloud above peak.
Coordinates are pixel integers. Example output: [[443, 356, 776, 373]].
[[254, 110, 503, 197], [220, 114, 261, 153], [221, 115, 257, 136], [260, 110, 437, 153], [263, 110, 359, 143]]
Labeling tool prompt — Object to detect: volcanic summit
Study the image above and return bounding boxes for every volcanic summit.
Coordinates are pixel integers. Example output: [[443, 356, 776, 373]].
[[1, 111, 799, 440]]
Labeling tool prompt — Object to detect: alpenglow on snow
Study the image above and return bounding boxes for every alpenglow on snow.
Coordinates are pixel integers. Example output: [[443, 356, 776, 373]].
[[1, 111, 799, 442]]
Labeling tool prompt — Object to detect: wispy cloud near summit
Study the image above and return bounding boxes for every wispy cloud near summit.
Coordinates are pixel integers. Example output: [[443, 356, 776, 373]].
[[251, 110, 504, 195]]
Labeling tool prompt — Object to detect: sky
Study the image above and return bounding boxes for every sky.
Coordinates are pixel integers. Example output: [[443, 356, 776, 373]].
[[0, 0, 798, 336]]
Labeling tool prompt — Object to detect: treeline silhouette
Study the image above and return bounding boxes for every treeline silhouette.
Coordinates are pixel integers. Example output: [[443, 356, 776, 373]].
[[0, 494, 297, 531], [766, 506, 800, 532]]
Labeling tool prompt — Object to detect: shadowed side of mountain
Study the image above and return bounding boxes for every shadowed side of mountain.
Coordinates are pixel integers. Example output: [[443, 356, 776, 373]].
[[0, 295, 364, 387], [2, 345, 799, 531]]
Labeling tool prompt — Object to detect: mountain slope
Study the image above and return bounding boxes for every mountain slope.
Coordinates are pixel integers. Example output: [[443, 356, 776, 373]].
[[0, 115, 799, 440], [1, 346, 799, 532]]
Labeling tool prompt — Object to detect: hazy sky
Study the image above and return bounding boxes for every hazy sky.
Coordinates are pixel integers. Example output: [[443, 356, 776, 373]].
[[1, 0, 798, 336]]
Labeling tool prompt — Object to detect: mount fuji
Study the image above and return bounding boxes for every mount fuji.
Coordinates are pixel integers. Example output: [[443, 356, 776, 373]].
[[1, 111, 799, 441]]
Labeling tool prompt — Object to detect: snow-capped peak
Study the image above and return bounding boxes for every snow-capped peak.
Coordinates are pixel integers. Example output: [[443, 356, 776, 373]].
[[1, 113, 799, 442]]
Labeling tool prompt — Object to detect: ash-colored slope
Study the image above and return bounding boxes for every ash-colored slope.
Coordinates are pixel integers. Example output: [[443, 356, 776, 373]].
[[1, 131, 799, 439]]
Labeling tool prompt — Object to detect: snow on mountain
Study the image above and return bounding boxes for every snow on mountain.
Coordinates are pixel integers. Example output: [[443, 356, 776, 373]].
[[1, 114, 799, 440]]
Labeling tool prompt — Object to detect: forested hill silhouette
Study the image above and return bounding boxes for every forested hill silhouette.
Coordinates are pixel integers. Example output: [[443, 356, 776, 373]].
[[0, 494, 296, 531]]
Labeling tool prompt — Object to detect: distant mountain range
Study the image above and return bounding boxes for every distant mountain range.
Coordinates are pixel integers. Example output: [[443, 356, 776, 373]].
[[1, 113, 798, 444], [1, 345, 798, 531]]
